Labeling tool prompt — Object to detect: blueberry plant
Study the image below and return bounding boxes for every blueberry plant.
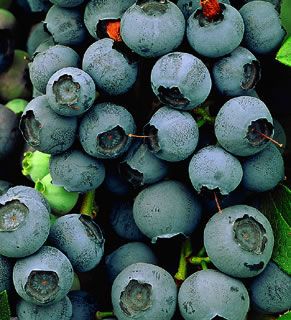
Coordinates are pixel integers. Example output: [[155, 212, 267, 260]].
[[0, 0, 290, 319]]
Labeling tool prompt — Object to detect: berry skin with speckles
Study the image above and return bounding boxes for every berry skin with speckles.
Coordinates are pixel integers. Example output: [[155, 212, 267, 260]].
[[78, 102, 136, 159], [151, 52, 212, 110], [214, 96, 274, 156], [120, 0, 185, 58], [19, 95, 78, 155], [187, 3, 244, 58], [204, 205, 274, 278], [111, 262, 177, 320], [46, 67, 96, 117], [13, 246, 74, 306], [178, 269, 250, 320], [143, 106, 199, 162]]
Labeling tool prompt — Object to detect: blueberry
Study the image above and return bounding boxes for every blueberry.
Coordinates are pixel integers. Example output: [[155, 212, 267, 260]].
[[13, 245, 74, 306], [239, 1, 286, 55], [214, 96, 274, 156], [133, 180, 202, 242], [44, 5, 87, 46], [143, 106, 199, 162], [111, 262, 177, 320], [68, 290, 99, 320], [0, 180, 13, 196], [0, 255, 13, 293], [26, 22, 51, 57], [187, 3, 244, 58], [78, 102, 136, 159], [204, 205, 274, 278], [105, 242, 158, 283], [110, 199, 145, 241], [120, 0, 185, 58], [16, 296, 72, 320], [82, 38, 138, 96], [48, 214, 105, 272], [29, 44, 80, 93], [20, 95, 78, 155], [0, 105, 20, 160], [241, 143, 285, 192], [151, 52, 212, 110], [249, 261, 291, 314], [212, 46, 261, 97], [46, 67, 96, 117], [178, 269, 250, 320], [119, 140, 169, 187], [49, 0, 84, 7], [0, 186, 50, 258], [49, 149, 105, 193], [188, 145, 243, 195], [84, 0, 135, 39]]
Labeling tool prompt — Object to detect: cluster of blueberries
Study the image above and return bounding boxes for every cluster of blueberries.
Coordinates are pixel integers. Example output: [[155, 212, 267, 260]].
[[0, 0, 290, 319]]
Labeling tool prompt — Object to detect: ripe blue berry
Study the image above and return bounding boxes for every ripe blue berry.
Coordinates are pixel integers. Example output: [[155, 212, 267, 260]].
[[44, 5, 87, 46], [187, 3, 244, 58], [242, 143, 285, 192], [121, 0, 185, 58], [82, 38, 138, 96], [249, 261, 291, 314], [133, 180, 202, 242], [110, 199, 145, 241], [46, 67, 96, 117], [178, 269, 250, 320], [49, 149, 105, 193], [144, 106, 199, 162], [26, 22, 50, 57], [79, 102, 136, 159], [151, 52, 212, 110], [188, 145, 243, 195], [13, 245, 74, 306], [105, 242, 158, 283], [16, 296, 72, 320], [0, 186, 50, 258], [48, 214, 105, 272], [112, 262, 177, 320], [84, 0, 135, 39], [49, 0, 84, 7], [119, 141, 169, 187], [212, 46, 261, 97], [239, 1, 286, 55], [29, 44, 80, 93], [204, 205, 274, 278], [215, 96, 274, 156], [20, 95, 78, 155]]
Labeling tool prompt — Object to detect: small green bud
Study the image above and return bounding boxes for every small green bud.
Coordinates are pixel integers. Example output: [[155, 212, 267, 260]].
[[5, 98, 28, 115], [22, 150, 50, 182], [35, 174, 79, 215]]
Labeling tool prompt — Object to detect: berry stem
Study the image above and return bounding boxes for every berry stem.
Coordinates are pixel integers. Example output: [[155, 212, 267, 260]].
[[193, 106, 215, 126], [252, 128, 283, 148], [127, 133, 151, 138], [187, 256, 211, 264], [174, 238, 192, 286], [80, 190, 98, 219], [214, 191, 222, 213], [201, 261, 208, 270], [96, 311, 115, 319], [200, 0, 222, 20]]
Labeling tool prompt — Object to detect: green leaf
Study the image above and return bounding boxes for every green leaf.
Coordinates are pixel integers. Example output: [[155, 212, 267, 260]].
[[0, 291, 11, 320], [280, 0, 291, 36], [276, 37, 291, 67], [278, 311, 291, 320], [260, 184, 291, 275]]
